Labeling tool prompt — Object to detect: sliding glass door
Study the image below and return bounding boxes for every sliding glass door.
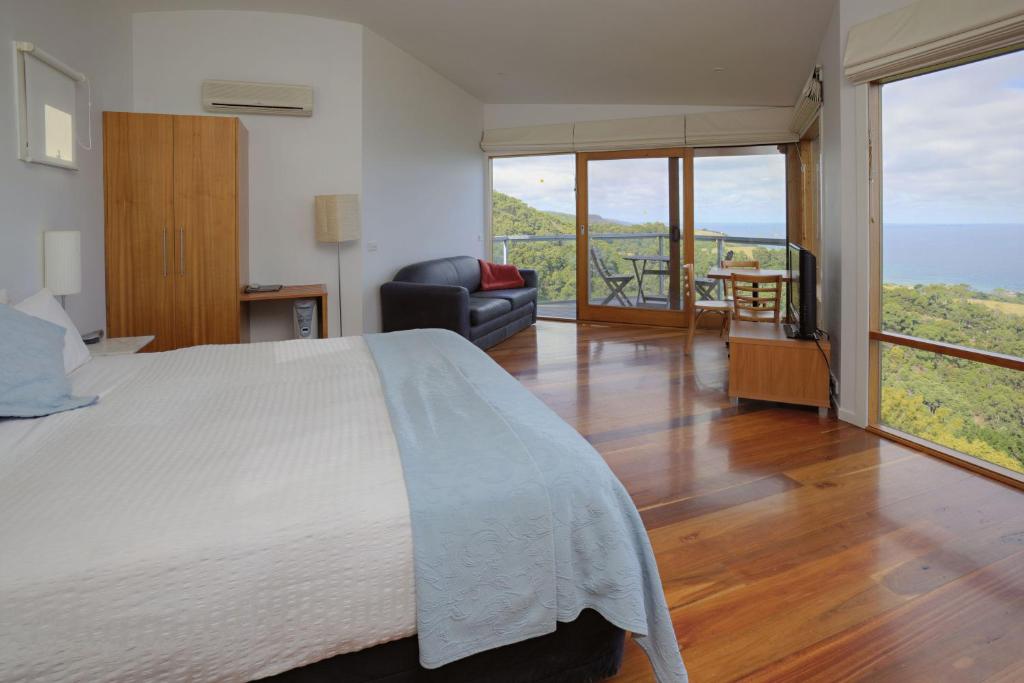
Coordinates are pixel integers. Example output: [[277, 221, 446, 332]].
[[490, 154, 578, 319], [576, 149, 693, 326], [869, 49, 1024, 484]]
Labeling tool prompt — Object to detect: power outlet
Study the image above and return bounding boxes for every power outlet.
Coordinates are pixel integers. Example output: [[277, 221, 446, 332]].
[[367, 241, 378, 252]]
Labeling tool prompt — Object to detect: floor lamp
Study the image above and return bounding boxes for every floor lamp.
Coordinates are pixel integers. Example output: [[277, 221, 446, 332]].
[[315, 194, 361, 337]]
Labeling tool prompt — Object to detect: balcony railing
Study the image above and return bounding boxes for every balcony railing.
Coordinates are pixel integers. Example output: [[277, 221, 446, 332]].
[[492, 232, 787, 316]]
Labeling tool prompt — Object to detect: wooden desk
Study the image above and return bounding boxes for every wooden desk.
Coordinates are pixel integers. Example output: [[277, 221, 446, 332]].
[[239, 284, 328, 339], [728, 320, 830, 414], [706, 266, 792, 282]]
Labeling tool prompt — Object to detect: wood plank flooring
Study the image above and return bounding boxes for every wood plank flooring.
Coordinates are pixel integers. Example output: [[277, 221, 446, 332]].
[[487, 321, 1024, 683]]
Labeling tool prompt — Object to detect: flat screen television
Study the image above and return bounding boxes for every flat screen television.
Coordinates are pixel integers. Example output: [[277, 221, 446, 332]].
[[785, 242, 818, 340]]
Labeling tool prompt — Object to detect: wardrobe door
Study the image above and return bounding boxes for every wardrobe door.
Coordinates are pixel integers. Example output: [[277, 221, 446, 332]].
[[172, 115, 239, 347], [103, 112, 176, 351]]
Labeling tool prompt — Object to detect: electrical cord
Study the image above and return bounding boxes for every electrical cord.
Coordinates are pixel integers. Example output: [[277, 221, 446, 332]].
[[813, 328, 838, 402]]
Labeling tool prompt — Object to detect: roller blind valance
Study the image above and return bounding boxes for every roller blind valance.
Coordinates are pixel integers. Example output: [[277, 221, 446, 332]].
[[572, 114, 686, 151], [685, 108, 797, 147], [481, 108, 799, 155], [790, 67, 823, 137], [480, 122, 574, 155], [844, 0, 1024, 83]]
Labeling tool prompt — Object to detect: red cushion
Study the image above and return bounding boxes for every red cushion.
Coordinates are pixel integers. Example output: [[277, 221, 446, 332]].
[[478, 259, 525, 291]]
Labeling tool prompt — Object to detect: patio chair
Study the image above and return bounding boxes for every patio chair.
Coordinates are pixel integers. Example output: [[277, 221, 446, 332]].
[[590, 247, 634, 307], [684, 264, 731, 353], [731, 272, 783, 323], [721, 258, 759, 301]]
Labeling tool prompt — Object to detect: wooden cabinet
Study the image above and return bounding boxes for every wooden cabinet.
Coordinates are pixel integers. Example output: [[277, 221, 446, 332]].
[[104, 112, 248, 350], [728, 320, 831, 411]]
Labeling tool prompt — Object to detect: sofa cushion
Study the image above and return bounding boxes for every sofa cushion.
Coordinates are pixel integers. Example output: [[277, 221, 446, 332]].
[[468, 296, 512, 325], [472, 287, 537, 310], [393, 256, 481, 292]]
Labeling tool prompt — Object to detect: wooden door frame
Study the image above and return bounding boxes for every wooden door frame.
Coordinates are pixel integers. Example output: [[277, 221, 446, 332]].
[[576, 147, 694, 327]]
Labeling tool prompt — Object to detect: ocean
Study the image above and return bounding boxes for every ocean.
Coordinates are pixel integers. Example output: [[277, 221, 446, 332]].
[[701, 222, 1024, 293]]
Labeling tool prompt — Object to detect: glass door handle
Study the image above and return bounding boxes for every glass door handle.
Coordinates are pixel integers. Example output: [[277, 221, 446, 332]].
[[670, 226, 681, 241]]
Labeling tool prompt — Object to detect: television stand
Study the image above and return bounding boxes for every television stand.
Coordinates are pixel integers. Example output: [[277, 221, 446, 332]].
[[729, 321, 831, 414]]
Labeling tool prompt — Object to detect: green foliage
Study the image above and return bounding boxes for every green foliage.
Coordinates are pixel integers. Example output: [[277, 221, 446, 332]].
[[492, 191, 786, 304], [881, 284, 1024, 474]]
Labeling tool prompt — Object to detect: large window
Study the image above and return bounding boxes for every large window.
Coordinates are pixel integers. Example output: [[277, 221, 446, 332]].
[[693, 146, 788, 299], [491, 155, 577, 319], [872, 50, 1024, 480]]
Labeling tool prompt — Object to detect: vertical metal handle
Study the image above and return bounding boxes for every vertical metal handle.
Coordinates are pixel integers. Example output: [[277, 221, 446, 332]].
[[162, 227, 168, 277], [178, 226, 185, 275]]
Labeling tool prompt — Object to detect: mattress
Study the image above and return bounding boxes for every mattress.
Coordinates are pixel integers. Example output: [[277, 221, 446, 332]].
[[0, 339, 416, 682]]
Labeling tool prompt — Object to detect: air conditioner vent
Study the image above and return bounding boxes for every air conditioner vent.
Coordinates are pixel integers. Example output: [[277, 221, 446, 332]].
[[202, 80, 313, 117]]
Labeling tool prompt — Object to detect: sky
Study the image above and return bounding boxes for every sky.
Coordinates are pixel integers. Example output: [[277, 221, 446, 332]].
[[883, 49, 1024, 225], [492, 151, 786, 231], [493, 49, 1023, 229]]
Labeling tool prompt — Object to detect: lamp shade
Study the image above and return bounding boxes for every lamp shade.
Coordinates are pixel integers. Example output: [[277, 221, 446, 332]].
[[44, 230, 81, 296], [315, 194, 361, 243]]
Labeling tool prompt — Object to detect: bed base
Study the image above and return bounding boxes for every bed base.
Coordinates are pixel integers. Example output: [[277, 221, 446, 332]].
[[259, 609, 625, 683]]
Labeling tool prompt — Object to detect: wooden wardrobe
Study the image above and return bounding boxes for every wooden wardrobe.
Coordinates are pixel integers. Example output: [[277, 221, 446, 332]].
[[103, 112, 249, 351]]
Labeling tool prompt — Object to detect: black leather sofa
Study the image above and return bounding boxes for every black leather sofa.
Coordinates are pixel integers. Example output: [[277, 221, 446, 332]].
[[380, 256, 538, 349]]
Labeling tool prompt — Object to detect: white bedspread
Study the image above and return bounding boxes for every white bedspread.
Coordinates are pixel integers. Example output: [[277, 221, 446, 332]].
[[0, 339, 416, 682]]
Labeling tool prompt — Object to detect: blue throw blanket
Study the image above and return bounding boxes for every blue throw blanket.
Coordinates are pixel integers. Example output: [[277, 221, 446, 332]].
[[365, 329, 687, 682]]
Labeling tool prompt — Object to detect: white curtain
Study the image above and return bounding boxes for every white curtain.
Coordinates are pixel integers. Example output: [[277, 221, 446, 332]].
[[844, 0, 1024, 83], [480, 122, 574, 155]]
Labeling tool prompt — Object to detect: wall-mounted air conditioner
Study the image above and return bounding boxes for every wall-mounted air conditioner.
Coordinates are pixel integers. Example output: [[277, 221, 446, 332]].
[[201, 80, 313, 116]]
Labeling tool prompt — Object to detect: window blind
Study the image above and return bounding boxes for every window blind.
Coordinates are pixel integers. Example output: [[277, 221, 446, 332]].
[[844, 0, 1024, 84], [480, 122, 574, 155], [790, 67, 823, 137], [481, 108, 801, 155], [685, 108, 797, 147], [571, 114, 686, 151]]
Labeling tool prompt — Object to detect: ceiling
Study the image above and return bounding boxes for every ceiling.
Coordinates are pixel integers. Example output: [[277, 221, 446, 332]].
[[120, 0, 836, 106]]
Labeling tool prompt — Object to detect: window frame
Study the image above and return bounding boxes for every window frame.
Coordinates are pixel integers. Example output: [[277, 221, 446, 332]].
[[14, 43, 84, 171], [866, 53, 1024, 489]]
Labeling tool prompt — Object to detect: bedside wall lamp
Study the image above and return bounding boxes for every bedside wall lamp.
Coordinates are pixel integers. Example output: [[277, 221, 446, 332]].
[[44, 230, 81, 309]]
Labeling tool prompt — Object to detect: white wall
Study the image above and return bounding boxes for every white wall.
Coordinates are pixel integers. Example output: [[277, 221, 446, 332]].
[[484, 103, 751, 129], [816, 0, 914, 426], [361, 29, 485, 334], [132, 10, 364, 340], [0, 0, 133, 333], [816, 2, 844, 414]]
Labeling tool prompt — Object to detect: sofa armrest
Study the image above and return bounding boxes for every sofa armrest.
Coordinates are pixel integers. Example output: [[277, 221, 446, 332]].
[[380, 281, 471, 337], [518, 268, 538, 289]]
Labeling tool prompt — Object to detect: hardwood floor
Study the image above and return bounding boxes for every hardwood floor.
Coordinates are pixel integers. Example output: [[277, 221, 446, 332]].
[[487, 321, 1024, 683]]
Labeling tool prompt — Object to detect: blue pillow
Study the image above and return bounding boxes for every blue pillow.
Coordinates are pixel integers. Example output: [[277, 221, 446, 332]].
[[0, 305, 98, 417]]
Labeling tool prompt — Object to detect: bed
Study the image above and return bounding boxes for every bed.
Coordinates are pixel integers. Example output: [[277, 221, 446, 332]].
[[0, 330, 686, 682]]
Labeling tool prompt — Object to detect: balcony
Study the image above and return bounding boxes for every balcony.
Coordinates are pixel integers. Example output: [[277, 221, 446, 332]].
[[491, 232, 788, 319]]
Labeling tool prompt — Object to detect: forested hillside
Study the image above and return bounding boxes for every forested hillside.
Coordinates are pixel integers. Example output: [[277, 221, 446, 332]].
[[491, 191, 785, 302], [881, 284, 1024, 474]]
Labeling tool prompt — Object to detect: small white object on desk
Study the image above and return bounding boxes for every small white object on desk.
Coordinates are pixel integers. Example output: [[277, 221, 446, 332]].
[[89, 335, 154, 356]]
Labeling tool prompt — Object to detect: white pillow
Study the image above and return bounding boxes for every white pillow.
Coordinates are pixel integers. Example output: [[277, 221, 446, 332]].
[[14, 289, 92, 374], [0, 289, 8, 304]]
